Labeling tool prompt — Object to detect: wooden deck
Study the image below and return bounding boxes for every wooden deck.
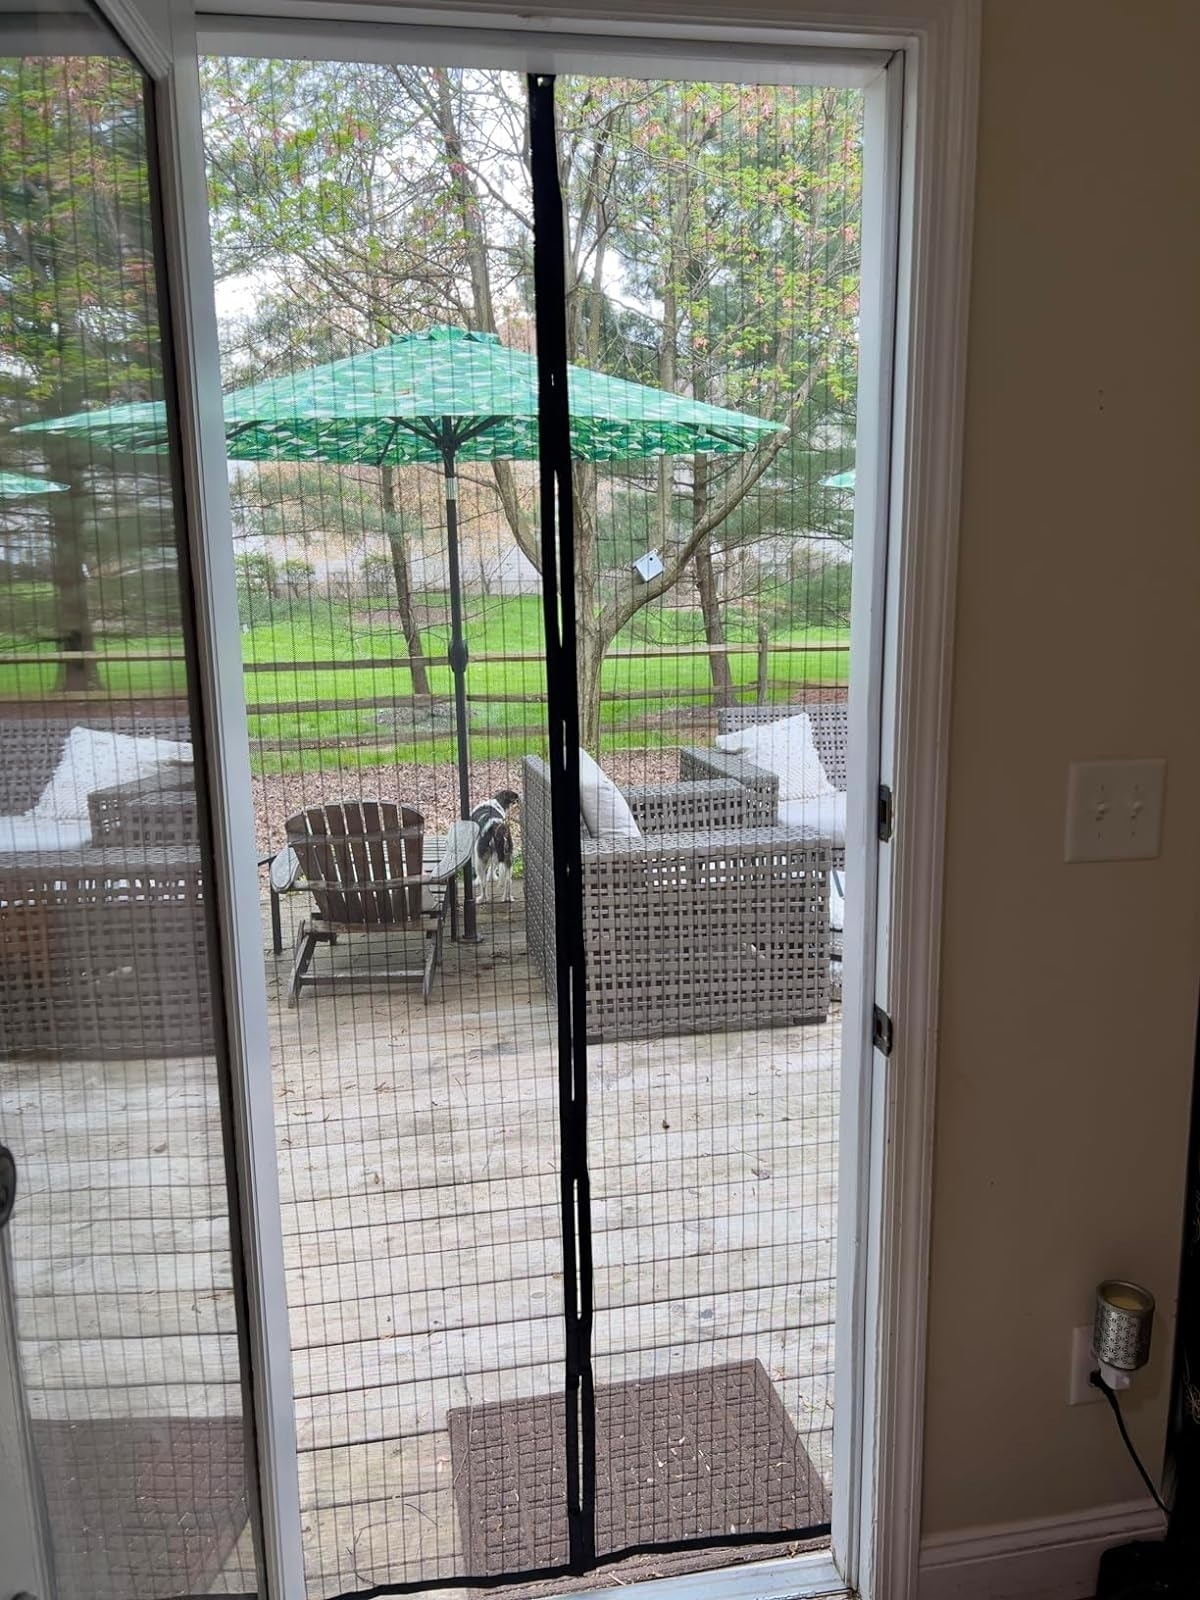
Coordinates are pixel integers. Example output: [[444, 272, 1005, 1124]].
[[1, 881, 839, 1599]]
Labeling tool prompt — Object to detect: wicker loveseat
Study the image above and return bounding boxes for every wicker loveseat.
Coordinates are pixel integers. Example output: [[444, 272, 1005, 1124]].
[[0, 715, 213, 1060], [522, 753, 831, 1042], [714, 700, 848, 783], [679, 700, 849, 869]]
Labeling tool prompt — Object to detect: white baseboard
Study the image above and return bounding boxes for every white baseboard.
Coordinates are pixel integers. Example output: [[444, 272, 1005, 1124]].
[[917, 1499, 1167, 1600]]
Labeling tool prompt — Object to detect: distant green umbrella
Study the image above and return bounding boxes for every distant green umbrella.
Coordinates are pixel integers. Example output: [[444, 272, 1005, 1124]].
[[0, 470, 67, 497], [822, 467, 855, 491], [22, 326, 782, 928]]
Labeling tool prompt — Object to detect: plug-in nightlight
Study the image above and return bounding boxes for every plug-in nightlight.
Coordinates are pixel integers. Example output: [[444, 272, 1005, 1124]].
[[1093, 1279, 1154, 1391]]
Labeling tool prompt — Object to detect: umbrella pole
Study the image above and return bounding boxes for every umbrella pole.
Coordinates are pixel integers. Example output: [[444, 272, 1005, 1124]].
[[443, 444, 480, 941]]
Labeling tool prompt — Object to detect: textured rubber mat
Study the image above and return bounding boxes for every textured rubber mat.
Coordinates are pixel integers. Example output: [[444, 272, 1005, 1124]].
[[31, 1417, 250, 1600], [447, 1358, 830, 1574]]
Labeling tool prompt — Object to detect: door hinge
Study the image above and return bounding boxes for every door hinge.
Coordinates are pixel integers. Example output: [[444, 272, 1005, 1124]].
[[877, 783, 894, 843], [872, 1005, 894, 1057]]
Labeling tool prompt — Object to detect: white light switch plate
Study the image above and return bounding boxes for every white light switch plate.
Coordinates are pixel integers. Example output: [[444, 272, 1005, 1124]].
[[1065, 759, 1166, 862]]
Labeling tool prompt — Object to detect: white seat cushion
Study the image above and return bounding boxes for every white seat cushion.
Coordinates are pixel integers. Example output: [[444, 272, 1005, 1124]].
[[577, 749, 641, 840], [32, 725, 192, 824], [830, 868, 846, 934], [776, 792, 847, 846], [715, 713, 837, 802]]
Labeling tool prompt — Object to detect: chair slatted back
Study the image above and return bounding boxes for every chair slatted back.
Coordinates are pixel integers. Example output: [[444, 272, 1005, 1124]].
[[286, 802, 424, 927]]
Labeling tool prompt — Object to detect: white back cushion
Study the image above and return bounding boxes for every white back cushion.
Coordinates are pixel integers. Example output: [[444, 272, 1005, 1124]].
[[577, 748, 641, 840], [715, 712, 837, 802], [33, 726, 192, 823]]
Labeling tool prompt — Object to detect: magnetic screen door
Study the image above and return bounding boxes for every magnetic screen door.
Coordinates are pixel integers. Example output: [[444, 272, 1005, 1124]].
[[197, 44, 862, 1597]]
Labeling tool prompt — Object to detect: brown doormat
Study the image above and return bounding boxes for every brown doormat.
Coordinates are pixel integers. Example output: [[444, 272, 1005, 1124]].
[[447, 1359, 830, 1576], [30, 1417, 250, 1600]]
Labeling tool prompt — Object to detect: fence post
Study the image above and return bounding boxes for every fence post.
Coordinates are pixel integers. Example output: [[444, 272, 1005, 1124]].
[[756, 625, 770, 705]]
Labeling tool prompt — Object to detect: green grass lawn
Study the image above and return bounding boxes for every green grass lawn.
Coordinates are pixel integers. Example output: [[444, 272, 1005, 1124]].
[[0, 592, 849, 774]]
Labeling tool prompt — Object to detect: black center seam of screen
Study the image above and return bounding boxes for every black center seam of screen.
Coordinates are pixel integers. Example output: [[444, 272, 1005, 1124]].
[[335, 71, 831, 1600], [529, 69, 598, 1577]]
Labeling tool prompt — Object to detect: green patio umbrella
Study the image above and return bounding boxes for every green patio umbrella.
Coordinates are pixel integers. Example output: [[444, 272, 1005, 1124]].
[[821, 467, 855, 491], [0, 470, 67, 497], [22, 326, 782, 929]]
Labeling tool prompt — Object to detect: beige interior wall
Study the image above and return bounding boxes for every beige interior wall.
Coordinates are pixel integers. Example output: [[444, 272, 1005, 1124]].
[[921, 0, 1200, 1536]]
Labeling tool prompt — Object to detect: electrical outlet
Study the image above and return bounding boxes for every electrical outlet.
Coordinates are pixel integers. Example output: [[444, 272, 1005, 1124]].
[[1068, 1324, 1102, 1405]]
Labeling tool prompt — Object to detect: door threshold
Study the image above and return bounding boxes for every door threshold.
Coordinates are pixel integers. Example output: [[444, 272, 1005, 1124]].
[[548, 1550, 847, 1600]]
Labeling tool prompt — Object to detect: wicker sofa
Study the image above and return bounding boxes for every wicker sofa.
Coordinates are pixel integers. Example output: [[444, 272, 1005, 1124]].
[[522, 753, 831, 1042], [714, 700, 848, 781], [679, 700, 849, 869], [0, 716, 213, 1060]]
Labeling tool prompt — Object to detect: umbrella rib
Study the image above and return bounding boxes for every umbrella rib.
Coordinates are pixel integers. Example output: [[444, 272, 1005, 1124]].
[[374, 416, 453, 463], [373, 417, 408, 466], [452, 415, 505, 448], [378, 414, 507, 463]]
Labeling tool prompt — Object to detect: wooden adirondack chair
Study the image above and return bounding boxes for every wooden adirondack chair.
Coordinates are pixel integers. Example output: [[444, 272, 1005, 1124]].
[[285, 802, 477, 1005]]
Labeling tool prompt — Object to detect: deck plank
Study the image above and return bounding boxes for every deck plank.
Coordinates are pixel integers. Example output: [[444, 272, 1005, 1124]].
[[1, 887, 840, 1597]]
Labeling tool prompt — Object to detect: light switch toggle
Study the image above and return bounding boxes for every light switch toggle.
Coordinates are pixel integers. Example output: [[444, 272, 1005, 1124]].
[[1065, 759, 1166, 862]]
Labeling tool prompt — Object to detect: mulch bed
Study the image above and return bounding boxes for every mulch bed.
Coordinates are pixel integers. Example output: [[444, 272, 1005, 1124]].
[[250, 750, 681, 852]]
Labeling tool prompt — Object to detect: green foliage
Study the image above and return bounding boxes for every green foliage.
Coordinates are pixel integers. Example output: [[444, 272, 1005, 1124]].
[[0, 589, 847, 773], [0, 55, 189, 677], [0, 55, 162, 422], [279, 557, 316, 598], [230, 462, 390, 541], [198, 58, 864, 741], [360, 552, 394, 598], [200, 57, 526, 362], [234, 550, 279, 626]]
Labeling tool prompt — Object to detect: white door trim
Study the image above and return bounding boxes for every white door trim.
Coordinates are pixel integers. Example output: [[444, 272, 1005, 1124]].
[[861, 8, 980, 1598]]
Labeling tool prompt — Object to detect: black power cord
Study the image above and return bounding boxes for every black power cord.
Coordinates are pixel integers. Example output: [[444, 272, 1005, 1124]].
[[1091, 1370, 1170, 1516]]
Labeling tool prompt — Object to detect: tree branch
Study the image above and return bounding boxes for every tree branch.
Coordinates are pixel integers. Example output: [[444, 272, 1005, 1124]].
[[597, 358, 823, 643]]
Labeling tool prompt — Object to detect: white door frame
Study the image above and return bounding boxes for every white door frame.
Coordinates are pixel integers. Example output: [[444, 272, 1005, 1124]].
[[90, 6, 310, 1599], [74, 5, 978, 1600], [0, 5, 302, 1596]]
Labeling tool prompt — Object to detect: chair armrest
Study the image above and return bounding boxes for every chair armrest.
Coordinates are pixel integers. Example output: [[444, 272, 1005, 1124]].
[[426, 819, 478, 880], [679, 747, 780, 826], [624, 779, 747, 833]]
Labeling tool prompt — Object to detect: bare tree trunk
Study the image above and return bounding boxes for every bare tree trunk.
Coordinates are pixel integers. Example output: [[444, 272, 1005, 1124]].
[[577, 612, 604, 750], [381, 465, 431, 696], [675, 102, 735, 712], [420, 68, 545, 573], [573, 461, 605, 749], [694, 540, 735, 709], [433, 68, 497, 335], [45, 436, 100, 693], [656, 95, 683, 554], [689, 417, 735, 703]]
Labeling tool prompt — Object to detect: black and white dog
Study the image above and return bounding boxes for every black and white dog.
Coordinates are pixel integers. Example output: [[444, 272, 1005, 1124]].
[[470, 789, 519, 904]]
